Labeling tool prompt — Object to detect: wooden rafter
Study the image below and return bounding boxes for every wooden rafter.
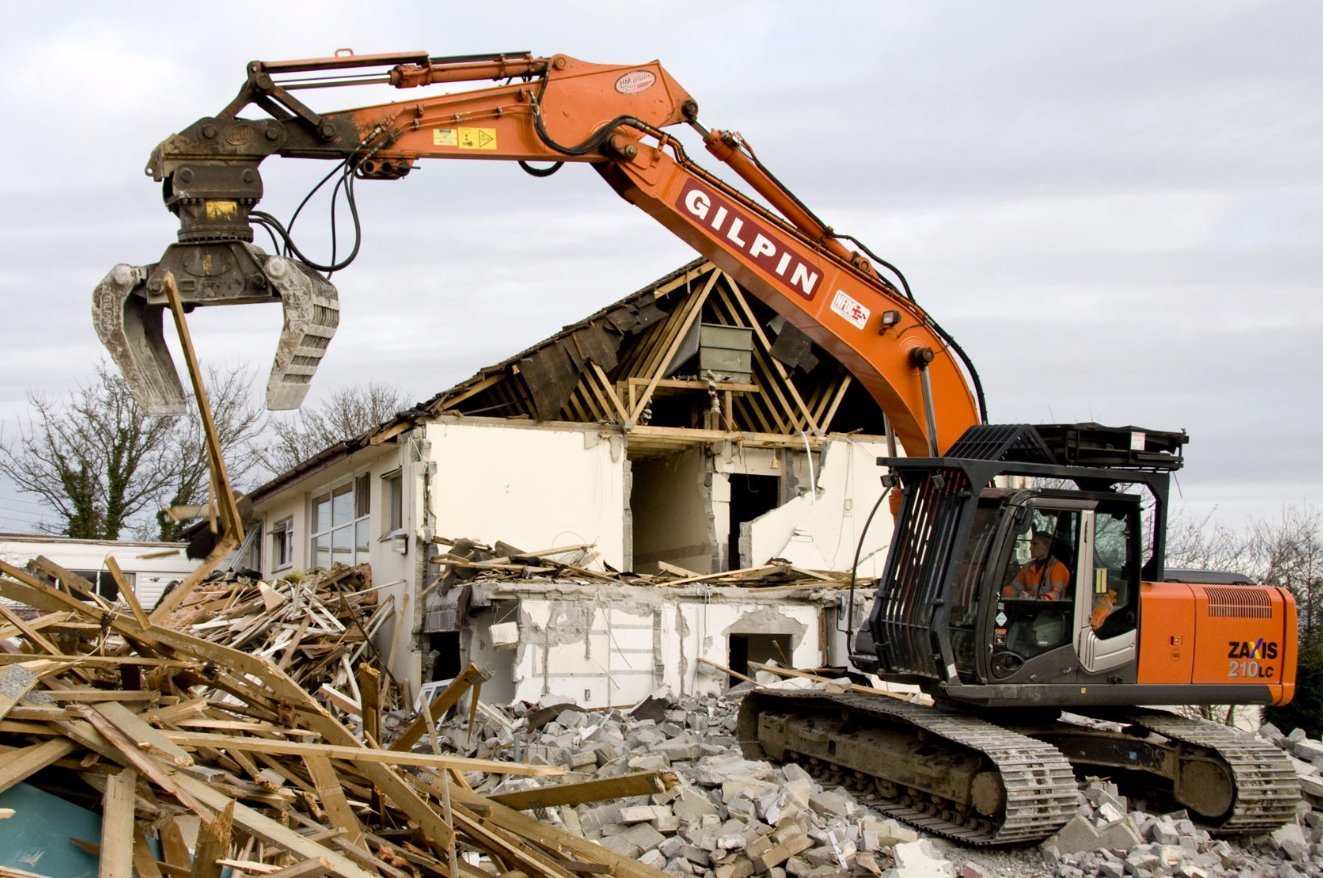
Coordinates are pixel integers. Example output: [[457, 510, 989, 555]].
[[628, 271, 720, 422]]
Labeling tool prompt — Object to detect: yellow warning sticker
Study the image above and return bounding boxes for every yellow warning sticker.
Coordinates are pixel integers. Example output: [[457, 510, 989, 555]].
[[458, 127, 498, 150], [433, 129, 458, 147], [205, 200, 239, 220]]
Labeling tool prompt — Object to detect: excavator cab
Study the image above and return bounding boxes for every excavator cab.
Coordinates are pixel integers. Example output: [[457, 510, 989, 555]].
[[850, 422, 1294, 708]]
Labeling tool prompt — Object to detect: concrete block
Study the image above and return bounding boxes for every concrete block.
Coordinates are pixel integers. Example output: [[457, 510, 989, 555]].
[[713, 862, 756, 878], [807, 789, 853, 818], [1043, 815, 1101, 855], [674, 788, 720, 821], [619, 805, 659, 824], [1274, 821, 1311, 861], [569, 749, 598, 769], [655, 739, 705, 762], [684, 845, 711, 867], [891, 839, 954, 877], [622, 822, 666, 853], [1295, 740, 1323, 762], [853, 851, 883, 876], [599, 834, 643, 858], [724, 778, 781, 803], [628, 753, 670, 773], [638, 848, 667, 869], [658, 836, 687, 859]]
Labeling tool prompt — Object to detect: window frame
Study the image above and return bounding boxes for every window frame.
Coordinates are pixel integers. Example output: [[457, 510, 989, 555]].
[[309, 474, 372, 569], [270, 517, 294, 571]]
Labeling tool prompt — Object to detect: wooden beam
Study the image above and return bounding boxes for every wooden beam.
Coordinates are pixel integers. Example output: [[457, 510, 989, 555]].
[[189, 801, 233, 878], [105, 556, 152, 632], [723, 278, 821, 433], [0, 738, 77, 794], [100, 768, 138, 878], [166, 770, 377, 878], [163, 731, 558, 776], [304, 753, 366, 847], [132, 827, 167, 878], [489, 771, 679, 811], [389, 663, 490, 752], [629, 270, 719, 422]]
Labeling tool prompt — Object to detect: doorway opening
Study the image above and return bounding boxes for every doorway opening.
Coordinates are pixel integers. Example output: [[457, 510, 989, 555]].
[[728, 632, 794, 685], [728, 474, 780, 570]]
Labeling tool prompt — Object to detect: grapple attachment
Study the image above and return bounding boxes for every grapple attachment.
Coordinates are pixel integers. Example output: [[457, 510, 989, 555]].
[[92, 241, 339, 415]]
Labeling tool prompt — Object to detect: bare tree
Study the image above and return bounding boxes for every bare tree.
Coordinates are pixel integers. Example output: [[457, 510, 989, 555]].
[[256, 382, 409, 474], [0, 362, 265, 541]]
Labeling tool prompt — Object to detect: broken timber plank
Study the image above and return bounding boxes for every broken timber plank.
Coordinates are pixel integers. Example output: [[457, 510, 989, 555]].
[[0, 738, 77, 794], [389, 663, 491, 752], [488, 770, 679, 811], [189, 801, 233, 878], [163, 731, 560, 775], [166, 770, 378, 878], [303, 753, 366, 848], [100, 767, 139, 878]]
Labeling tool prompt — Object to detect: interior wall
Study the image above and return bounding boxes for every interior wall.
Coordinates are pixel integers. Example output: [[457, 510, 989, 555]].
[[630, 449, 714, 574], [424, 419, 628, 568], [744, 438, 896, 575]]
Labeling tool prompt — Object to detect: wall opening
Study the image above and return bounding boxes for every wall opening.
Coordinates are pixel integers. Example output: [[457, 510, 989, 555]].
[[728, 632, 793, 684], [728, 474, 780, 570], [427, 631, 462, 682]]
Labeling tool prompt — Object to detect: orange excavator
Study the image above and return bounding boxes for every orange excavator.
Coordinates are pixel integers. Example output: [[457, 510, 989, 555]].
[[93, 50, 1299, 845]]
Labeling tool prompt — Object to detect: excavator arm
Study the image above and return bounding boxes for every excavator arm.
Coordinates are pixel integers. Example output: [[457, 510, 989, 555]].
[[94, 50, 983, 456]]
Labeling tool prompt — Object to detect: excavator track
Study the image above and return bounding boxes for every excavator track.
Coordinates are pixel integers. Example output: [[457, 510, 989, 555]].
[[738, 690, 1078, 846], [1097, 709, 1301, 835]]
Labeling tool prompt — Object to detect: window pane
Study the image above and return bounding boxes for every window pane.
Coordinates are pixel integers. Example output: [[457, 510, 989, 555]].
[[356, 474, 371, 518], [313, 494, 331, 533], [356, 518, 370, 558], [333, 524, 352, 563], [384, 474, 403, 533], [312, 535, 331, 570], [332, 484, 353, 526]]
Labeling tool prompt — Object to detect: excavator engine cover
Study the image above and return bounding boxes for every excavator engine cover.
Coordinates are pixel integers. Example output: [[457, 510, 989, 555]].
[[92, 241, 339, 415]]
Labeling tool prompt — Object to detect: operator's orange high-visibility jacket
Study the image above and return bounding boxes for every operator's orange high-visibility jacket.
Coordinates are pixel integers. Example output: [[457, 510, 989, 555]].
[[1003, 558, 1069, 601]]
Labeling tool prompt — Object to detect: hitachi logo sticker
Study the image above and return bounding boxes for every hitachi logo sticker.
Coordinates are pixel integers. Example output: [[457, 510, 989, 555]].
[[678, 181, 821, 300]]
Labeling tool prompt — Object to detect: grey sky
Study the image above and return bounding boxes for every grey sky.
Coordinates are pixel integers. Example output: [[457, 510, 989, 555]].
[[0, 2, 1318, 533]]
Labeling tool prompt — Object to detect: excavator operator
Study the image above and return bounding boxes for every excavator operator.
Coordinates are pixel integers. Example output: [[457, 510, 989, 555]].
[[1002, 531, 1070, 601]]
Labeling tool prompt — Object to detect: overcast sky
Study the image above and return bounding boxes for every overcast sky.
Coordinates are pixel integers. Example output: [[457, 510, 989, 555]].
[[0, 2, 1318, 534]]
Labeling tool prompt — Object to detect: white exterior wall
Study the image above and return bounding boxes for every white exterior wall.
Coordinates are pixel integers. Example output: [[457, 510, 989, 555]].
[[424, 419, 628, 569], [0, 535, 197, 609], [248, 441, 422, 697], [741, 438, 895, 577], [468, 585, 829, 707]]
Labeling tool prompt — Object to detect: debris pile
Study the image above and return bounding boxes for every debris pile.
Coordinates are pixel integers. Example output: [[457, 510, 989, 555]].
[[431, 679, 1323, 878], [431, 537, 859, 591], [0, 559, 673, 877]]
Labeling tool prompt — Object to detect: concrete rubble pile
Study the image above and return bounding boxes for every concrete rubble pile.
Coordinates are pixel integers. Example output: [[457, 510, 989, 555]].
[[428, 679, 1323, 878], [0, 558, 675, 878]]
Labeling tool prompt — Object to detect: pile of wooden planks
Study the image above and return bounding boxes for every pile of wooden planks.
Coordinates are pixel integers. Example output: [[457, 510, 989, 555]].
[[0, 558, 672, 878], [162, 565, 402, 718]]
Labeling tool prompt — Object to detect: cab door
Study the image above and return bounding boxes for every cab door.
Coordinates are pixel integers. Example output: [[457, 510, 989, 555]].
[[1071, 506, 1140, 676]]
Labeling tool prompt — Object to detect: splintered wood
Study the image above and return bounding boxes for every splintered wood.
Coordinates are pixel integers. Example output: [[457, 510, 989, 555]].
[[0, 562, 669, 878]]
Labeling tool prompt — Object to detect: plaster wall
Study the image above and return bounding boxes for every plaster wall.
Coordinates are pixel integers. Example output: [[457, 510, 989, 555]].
[[424, 420, 627, 569], [630, 449, 713, 573], [471, 586, 829, 707], [743, 438, 895, 577]]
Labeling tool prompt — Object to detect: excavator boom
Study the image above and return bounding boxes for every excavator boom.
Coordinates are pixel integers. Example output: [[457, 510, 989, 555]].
[[94, 49, 982, 457]]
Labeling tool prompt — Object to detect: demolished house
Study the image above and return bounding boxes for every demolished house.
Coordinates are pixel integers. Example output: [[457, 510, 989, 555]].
[[238, 259, 903, 704]]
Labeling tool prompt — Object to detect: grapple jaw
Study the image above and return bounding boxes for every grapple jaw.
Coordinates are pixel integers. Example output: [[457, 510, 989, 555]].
[[93, 241, 340, 415]]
